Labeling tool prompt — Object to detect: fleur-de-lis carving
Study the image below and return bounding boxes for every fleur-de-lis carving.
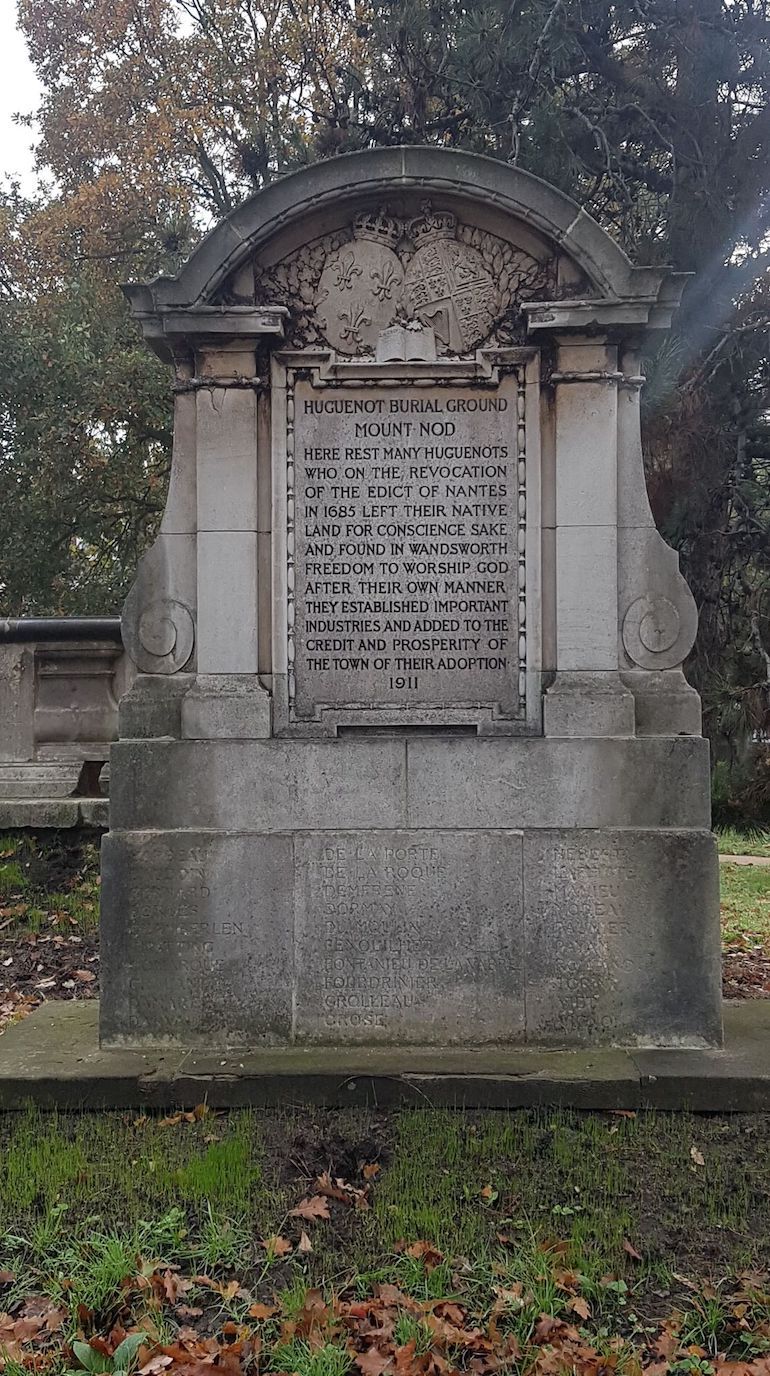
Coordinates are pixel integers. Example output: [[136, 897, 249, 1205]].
[[337, 303, 371, 347], [371, 261, 400, 301], [329, 250, 363, 290]]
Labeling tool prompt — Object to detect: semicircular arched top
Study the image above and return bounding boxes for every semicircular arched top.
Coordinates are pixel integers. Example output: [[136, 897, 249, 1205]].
[[127, 146, 669, 312]]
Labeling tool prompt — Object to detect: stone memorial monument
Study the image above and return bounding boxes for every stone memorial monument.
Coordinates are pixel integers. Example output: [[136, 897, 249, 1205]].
[[101, 147, 722, 1051]]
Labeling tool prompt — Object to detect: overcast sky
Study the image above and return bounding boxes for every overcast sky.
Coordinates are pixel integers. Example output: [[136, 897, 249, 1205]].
[[0, 3, 41, 191]]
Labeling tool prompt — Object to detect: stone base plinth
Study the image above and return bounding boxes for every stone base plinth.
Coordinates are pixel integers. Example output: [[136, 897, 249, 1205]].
[[7, 1001, 770, 1112], [100, 736, 722, 1051]]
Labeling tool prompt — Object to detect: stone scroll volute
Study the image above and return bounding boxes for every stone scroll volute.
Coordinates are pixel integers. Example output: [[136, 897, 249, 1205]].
[[616, 347, 701, 733]]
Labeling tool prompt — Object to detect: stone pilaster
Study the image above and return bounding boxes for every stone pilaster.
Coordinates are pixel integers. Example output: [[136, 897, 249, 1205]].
[[119, 308, 286, 740], [181, 341, 271, 739], [543, 338, 634, 737]]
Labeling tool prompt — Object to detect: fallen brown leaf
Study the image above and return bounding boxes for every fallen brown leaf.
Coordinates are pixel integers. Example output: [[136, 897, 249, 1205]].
[[139, 1356, 173, 1375], [262, 1234, 293, 1257], [356, 1347, 393, 1376], [290, 1195, 331, 1222], [247, 1303, 278, 1320]]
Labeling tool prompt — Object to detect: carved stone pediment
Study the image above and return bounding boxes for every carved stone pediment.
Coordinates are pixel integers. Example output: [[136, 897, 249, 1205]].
[[252, 203, 557, 355]]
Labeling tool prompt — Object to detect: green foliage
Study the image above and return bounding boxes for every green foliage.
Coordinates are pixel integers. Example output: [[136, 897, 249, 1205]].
[[69, 1333, 150, 1376], [715, 826, 770, 857], [269, 1341, 353, 1376], [392, 1313, 432, 1353], [0, 1105, 769, 1344], [0, 253, 171, 614], [192, 1204, 252, 1272]]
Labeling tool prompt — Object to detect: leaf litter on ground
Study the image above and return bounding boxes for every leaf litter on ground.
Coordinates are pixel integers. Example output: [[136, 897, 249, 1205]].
[[6, 1229, 770, 1376]]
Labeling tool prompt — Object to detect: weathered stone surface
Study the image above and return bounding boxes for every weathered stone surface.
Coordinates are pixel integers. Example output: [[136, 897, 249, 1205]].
[[293, 830, 524, 1044], [621, 668, 702, 737], [0, 1002, 183, 1111], [109, 738, 407, 831], [0, 762, 82, 799], [196, 388, 258, 533], [122, 533, 197, 676], [543, 671, 635, 738], [118, 673, 194, 739], [108, 735, 711, 833], [0, 644, 35, 761], [181, 673, 271, 739], [100, 816, 720, 1049], [635, 1002, 770, 1111], [555, 527, 619, 670], [5, 1000, 770, 1111], [404, 735, 711, 830], [0, 797, 108, 829], [100, 831, 294, 1047], [524, 829, 722, 1046], [34, 642, 122, 746], [197, 531, 259, 674], [0, 635, 123, 806]]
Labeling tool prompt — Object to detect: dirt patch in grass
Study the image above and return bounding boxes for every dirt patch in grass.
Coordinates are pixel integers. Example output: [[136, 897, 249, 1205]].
[[0, 831, 100, 1031], [723, 943, 770, 997]]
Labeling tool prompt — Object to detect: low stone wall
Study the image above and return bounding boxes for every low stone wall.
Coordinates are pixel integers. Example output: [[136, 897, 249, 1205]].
[[0, 619, 131, 827]]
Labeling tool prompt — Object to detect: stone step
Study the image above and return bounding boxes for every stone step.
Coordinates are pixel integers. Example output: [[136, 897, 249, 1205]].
[[0, 762, 82, 799], [0, 999, 768, 1112]]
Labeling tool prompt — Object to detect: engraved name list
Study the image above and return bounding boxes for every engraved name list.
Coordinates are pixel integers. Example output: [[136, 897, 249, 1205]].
[[290, 375, 523, 721]]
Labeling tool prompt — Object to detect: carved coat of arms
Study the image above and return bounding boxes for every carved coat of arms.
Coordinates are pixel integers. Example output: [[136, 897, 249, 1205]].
[[254, 202, 556, 355]]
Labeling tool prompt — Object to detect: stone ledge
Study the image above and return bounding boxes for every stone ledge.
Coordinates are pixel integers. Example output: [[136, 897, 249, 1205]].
[[0, 798, 109, 830], [0, 1001, 768, 1111]]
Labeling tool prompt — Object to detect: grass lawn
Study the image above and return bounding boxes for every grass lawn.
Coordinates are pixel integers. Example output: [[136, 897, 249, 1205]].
[[2, 1106, 770, 1373], [720, 864, 770, 947], [717, 831, 770, 997], [715, 828, 770, 859]]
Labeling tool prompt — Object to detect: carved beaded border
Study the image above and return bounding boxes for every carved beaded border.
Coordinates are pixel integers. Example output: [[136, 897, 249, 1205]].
[[286, 368, 297, 712], [284, 364, 527, 723], [516, 368, 527, 711]]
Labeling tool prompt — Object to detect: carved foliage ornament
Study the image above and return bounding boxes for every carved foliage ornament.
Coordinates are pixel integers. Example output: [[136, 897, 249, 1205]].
[[254, 203, 556, 355]]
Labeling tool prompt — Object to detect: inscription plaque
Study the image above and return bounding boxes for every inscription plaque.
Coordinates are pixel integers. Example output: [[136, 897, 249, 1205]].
[[294, 830, 525, 1044], [523, 830, 722, 1046], [284, 371, 527, 726]]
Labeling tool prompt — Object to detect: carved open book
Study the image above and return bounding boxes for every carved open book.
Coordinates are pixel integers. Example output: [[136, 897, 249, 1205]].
[[375, 323, 437, 363]]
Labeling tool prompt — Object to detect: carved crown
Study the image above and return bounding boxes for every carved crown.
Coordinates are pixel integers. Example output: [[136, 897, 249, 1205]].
[[352, 208, 402, 248], [409, 203, 457, 247]]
